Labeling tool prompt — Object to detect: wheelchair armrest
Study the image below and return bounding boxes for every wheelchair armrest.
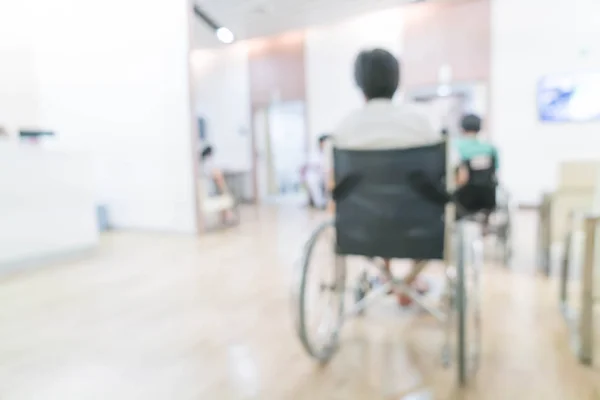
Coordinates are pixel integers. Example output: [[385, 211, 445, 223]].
[[407, 170, 451, 206], [332, 174, 362, 202]]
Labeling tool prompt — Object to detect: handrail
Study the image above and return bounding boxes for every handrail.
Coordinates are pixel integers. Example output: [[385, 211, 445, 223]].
[[559, 211, 599, 365]]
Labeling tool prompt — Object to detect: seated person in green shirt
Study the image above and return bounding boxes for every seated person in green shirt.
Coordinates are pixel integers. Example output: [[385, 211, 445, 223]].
[[453, 114, 498, 223], [455, 114, 498, 187]]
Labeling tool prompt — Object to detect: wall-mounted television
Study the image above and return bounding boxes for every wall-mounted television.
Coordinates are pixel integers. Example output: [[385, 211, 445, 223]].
[[538, 72, 600, 122]]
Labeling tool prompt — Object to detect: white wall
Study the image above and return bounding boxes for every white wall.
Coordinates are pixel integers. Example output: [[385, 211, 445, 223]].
[[492, 0, 600, 204], [0, 0, 41, 136], [25, 0, 197, 232], [305, 8, 405, 147], [191, 45, 253, 172], [0, 145, 98, 266]]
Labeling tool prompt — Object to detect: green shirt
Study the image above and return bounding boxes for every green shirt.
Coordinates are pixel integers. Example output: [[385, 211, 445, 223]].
[[455, 137, 499, 170]]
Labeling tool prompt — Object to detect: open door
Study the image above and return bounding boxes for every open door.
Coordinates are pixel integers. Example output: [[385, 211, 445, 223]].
[[253, 107, 271, 201], [254, 101, 307, 204]]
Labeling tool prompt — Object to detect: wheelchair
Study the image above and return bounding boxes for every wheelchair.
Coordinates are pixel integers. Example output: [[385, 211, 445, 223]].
[[292, 142, 489, 386], [490, 185, 515, 266], [456, 158, 514, 267]]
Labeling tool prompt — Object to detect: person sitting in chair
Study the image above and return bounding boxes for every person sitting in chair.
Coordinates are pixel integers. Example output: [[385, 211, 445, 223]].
[[326, 48, 440, 306], [201, 145, 236, 225]]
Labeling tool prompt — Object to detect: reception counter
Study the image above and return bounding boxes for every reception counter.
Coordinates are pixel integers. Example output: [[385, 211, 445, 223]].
[[0, 144, 99, 269]]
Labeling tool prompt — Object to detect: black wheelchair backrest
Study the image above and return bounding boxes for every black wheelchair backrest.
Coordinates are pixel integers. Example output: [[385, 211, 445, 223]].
[[333, 142, 446, 260], [458, 151, 498, 213], [464, 151, 497, 187]]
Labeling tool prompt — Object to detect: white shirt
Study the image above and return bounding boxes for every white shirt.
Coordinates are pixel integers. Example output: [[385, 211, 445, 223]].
[[324, 99, 440, 171], [306, 150, 323, 171], [304, 151, 322, 182]]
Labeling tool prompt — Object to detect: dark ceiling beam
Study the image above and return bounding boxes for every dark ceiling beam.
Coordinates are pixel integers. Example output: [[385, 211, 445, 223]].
[[193, 4, 220, 31]]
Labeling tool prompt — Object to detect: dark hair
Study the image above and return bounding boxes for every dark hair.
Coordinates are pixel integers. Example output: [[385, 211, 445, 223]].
[[354, 49, 400, 100], [201, 145, 213, 160], [461, 114, 482, 133], [318, 134, 331, 145], [440, 128, 449, 137]]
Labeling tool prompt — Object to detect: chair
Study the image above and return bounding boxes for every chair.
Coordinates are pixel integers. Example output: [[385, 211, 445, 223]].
[[198, 177, 239, 230], [292, 141, 484, 386], [538, 161, 600, 276], [556, 162, 600, 366]]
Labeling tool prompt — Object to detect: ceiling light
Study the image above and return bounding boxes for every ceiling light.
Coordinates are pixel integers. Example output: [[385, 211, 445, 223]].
[[193, 4, 236, 44], [216, 27, 235, 44]]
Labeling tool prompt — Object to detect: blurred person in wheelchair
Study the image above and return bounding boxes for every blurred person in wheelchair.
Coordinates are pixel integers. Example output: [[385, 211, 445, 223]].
[[452, 114, 499, 234], [324, 48, 440, 306]]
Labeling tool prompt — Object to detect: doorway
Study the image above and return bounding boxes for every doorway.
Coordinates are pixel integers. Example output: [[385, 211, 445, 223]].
[[253, 101, 307, 204]]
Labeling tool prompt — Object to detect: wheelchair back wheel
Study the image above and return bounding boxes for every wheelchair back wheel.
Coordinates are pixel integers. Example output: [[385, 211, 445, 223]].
[[453, 221, 483, 385], [502, 221, 513, 267], [293, 220, 346, 363]]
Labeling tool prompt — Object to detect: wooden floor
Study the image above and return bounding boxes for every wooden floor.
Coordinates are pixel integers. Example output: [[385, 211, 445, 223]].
[[0, 207, 598, 399]]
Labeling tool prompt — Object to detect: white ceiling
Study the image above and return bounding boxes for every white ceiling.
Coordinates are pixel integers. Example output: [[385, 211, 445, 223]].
[[192, 0, 448, 48]]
